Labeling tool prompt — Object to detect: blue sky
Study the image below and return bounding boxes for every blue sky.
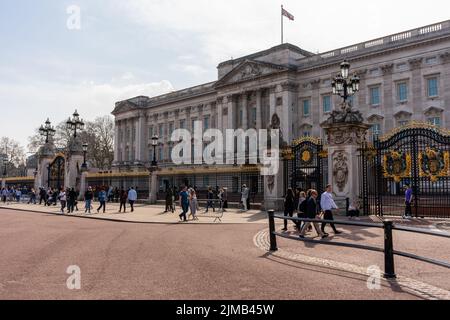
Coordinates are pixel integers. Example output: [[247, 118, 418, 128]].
[[1, 0, 449, 151]]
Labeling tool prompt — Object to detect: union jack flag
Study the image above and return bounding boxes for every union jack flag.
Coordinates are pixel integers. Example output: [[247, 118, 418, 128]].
[[282, 7, 294, 21]]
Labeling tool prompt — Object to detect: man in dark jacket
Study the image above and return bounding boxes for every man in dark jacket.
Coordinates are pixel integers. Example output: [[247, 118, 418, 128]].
[[67, 188, 77, 213], [299, 190, 328, 239]]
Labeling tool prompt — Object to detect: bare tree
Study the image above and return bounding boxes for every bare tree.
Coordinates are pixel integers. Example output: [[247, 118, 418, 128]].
[[27, 116, 115, 171], [84, 116, 115, 170], [0, 137, 26, 176]]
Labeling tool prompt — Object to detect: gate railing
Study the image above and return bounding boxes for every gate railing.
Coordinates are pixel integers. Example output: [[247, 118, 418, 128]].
[[268, 210, 450, 279]]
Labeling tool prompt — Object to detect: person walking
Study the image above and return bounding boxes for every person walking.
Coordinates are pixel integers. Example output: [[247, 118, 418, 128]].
[[28, 188, 37, 204], [128, 187, 137, 212], [15, 189, 22, 203], [84, 187, 94, 214], [39, 187, 46, 205], [282, 188, 295, 231], [320, 185, 342, 235], [164, 187, 173, 213], [59, 188, 67, 214], [205, 187, 215, 213], [67, 188, 77, 214], [107, 186, 114, 202], [1, 188, 7, 204], [241, 184, 249, 212], [299, 190, 328, 239], [403, 184, 413, 219], [178, 186, 189, 222], [97, 188, 107, 213], [119, 189, 127, 213], [296, 191, 307, 230], [189, 188, 199, 221]]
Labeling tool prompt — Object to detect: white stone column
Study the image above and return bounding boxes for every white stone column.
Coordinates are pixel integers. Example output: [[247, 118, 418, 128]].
[[269, 86, 276, 120], [217, 97, 224, 131], [281, 82, 298, 144], [226, 95, 235, 162], [227, 95, 234, 129], [134, 117, 140, 162], [256, 89, 262, 130], [242, 93, 248, 129], [136, 112, 147, 163], [114, 120, 120, 163]]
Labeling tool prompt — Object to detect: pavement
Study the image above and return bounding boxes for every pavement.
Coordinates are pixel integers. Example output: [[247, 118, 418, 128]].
[[0, 206, 449, 300], [0, 202, 267, 224], [0, 207, 431, 300]]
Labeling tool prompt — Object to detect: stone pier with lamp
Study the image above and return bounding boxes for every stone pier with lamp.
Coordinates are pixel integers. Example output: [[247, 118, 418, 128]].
[[322, 60, 370, 206]]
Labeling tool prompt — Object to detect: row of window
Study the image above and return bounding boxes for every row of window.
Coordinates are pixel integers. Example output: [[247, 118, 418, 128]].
[[369, 117, 442, 136], [300, 77, 440, 116], [149, 116, 213, 139]]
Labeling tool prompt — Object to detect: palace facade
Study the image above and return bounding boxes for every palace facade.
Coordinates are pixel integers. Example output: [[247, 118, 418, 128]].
[[111, 20, 450, 203]]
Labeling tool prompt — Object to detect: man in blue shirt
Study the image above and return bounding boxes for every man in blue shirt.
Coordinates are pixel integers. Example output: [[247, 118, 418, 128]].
[[128, 187, 138, 212], [403, 184, 413, 219], [178, 186, 189, 222], [320, 184, 342, 235]]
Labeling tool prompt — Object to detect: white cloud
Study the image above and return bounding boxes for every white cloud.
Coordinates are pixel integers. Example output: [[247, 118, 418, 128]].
[[114, 0, 450, 64], [0, 79, 174, 151]]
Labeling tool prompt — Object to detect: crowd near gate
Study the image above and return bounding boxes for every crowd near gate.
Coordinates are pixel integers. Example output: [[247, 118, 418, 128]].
[[360, 123, 450, 218], [284, 137, 328, 195]]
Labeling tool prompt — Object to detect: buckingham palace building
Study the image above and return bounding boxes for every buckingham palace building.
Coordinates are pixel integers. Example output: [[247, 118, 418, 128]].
[[110, 20, 450, 205]]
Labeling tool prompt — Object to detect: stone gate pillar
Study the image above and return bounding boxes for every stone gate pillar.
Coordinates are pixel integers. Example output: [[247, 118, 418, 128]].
[[148, 170, 158, 204], [37, 142, 55, 189], [65, 140, 84, 190], [262, 160, 285, 211], [321, 108, 370, 205]]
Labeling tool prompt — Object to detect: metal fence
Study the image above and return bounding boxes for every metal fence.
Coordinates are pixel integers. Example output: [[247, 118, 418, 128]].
[[268, 211, 450, 279]]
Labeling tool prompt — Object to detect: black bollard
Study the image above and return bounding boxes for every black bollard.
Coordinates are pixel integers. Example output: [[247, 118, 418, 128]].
[[268, 210, 278, 252], [383, 220, 396, 279]]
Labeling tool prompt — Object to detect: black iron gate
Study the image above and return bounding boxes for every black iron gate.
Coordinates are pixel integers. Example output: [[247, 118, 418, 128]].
[[284, 137, 328, 194], [360, 124, 450, 218], [48, 156, 65, 190]]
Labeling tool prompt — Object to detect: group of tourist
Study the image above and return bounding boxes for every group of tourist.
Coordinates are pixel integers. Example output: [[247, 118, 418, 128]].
[[1, 184, 139, 215], [173, 185, 229, 222], [83, 186, 137, 214], [1, 186, 26, 204], [284, 184, 352, 239]]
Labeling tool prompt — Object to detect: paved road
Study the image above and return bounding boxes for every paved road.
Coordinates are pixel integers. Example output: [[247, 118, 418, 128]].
[[0, 208, 421, 300]]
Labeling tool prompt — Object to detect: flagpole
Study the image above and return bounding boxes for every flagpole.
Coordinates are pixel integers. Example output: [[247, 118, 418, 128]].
[[281, 5, 284, 44]]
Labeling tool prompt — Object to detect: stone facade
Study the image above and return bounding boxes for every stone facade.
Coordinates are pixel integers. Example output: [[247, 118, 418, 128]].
[[111, 20, 450, 204]]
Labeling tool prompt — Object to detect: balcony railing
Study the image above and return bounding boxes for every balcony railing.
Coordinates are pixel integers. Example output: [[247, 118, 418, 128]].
[[298, 20, 450, 68]]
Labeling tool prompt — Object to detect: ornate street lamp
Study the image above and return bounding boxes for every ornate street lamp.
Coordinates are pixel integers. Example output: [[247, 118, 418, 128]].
[[81, 143, 88, 170], [151, 135, 159, 167], [39, 118, 56, 143], [331, 60, 360, 109], [66, 109, 85, 138]]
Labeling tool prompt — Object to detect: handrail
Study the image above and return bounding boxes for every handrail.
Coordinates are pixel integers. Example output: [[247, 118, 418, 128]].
[[267, 211, 450, 279]]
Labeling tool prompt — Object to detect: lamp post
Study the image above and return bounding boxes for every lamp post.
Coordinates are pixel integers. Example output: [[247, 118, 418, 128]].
[[66, 110, 85, 138], [151, 135, 159, 167], [81, 143, 88, 171], [331, 60, 360, 110], [39, 118, 56, 144], [148, 135, 160, 204]]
